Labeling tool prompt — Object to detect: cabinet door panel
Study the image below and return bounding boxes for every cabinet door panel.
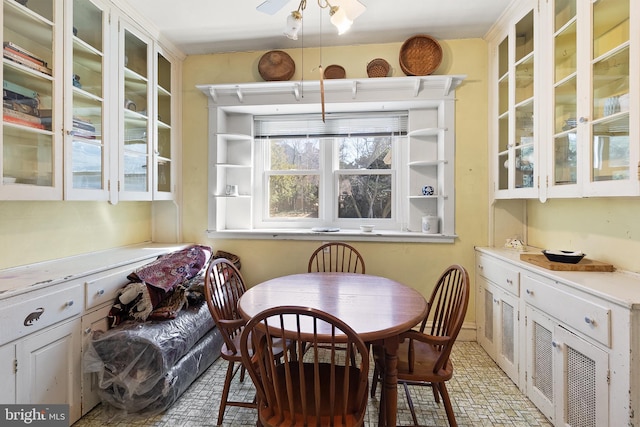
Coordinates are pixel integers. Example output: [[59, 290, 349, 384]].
[[80, 305, 110, 415], [526, 306, 555, 422], [554, 326, 609, 427], [16, 318, 81, 424]]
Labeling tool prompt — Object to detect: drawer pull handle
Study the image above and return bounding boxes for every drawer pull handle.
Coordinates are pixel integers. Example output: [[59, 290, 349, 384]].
[[478, 265, 484, 270], [552, 340, 560, 349], [585, 316, 595, 325], [526, 289, 533, 295], [97, 289, 105, 295], [506, 279, 513, 285], [66, 300, 74, 307], [85, 328, 92, 334]]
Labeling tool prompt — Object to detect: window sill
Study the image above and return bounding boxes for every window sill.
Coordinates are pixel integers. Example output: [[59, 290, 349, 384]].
[[206, 228, 456, 243]]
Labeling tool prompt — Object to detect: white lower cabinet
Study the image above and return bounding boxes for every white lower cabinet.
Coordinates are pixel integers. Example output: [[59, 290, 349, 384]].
[[0, 243, 189, 425], [476, 247, 638, 427], [525, 306, 609, 426], [476, 253, 521, 387], [477, 277, 520, 386], [16, 318, 82, 421]]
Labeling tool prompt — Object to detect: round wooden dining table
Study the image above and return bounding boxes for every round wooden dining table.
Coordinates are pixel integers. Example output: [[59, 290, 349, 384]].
[[237, 272, 428, 427]]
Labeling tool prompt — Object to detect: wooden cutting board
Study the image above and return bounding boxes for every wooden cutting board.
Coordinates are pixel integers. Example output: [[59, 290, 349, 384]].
[[520, 254, 614, 272]]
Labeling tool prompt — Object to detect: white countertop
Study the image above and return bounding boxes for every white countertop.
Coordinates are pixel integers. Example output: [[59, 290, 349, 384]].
[[0, 242, 191, 298], [476, 246, 640, 310]]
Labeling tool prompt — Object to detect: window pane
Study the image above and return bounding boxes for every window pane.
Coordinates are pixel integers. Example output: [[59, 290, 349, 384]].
[[338, 174, 392, 219], [339, 137, 391, 170], [269, 175, 319, 218], [270, 138, 319, 170]]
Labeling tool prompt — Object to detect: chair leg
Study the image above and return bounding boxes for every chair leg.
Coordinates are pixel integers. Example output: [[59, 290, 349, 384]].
[[437, 382, 458, 427], [217, 360, 235, 426], [432, 383, 440, 403], [371, 364, 379, 398], [403, 382, 419, 426]]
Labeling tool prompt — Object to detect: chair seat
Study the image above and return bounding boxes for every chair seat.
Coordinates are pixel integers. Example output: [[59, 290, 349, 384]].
[[396, 340, 454, 382]]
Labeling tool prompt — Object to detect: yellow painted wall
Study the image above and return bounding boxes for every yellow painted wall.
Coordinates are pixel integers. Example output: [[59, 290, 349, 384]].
[[181, 39, 490, 319], [0, 201, 152, 269], [526, 198, 640, 273]]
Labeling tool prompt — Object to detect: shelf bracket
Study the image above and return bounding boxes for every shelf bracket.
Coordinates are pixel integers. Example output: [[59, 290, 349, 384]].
[[208, 87, 218, 103], [351, 81, 358, 99], [413, 79, 421, 97], [235, 86, 244, 103], [293, 83, 301, 101], [443, 77, 453, 96]]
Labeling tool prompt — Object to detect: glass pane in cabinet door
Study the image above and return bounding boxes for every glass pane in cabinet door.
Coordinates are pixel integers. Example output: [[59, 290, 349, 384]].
[[554, 77, 577, 134], [71, 139, 102, 189], [515, 56, 534, 104], [73, 0, 102, 52], [553, 133, 577, 185], [592, 115, 629, 182], [515, 10, 534, 62], [498, 152, 509, 190], [157, 159, 171, 192], [515, 145, 534, 188], [3, 129, 53, 186], [592, 47, 629, 121], [498, 77, 509, 116], [498, 115, 509, 152], [124, 30, 148, 79], [593, 0, 629, 59], [554, 20, 576, 82], [498, 38, 508, 79], [123, 152, 148, 192], [555, 0, 576, 31]]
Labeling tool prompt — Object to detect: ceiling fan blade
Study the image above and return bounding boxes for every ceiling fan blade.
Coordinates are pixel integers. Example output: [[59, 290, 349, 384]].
[[256, 0, 292, 15]]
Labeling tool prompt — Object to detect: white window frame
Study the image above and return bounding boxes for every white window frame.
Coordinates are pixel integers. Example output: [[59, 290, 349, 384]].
[[253, 133, 403, 231]]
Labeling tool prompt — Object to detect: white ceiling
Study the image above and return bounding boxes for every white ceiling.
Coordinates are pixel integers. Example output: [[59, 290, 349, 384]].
[[119, 0, 512, 55]]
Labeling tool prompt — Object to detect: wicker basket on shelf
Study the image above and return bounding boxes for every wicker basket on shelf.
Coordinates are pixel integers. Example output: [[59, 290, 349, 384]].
[[399, 34, 443, 76], [367, 58, 390, 78]]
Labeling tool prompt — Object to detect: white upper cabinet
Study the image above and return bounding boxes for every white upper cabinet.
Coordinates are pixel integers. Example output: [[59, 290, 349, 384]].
[[545, 0, 637, 198], [489, 0, 638, 200], [489, 0, 539, 200], [1, 0, 181, 202], [1, 0, 63, 200]]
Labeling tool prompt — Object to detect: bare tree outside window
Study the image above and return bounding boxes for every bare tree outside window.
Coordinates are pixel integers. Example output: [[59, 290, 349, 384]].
[[338, 137, 392, 219]]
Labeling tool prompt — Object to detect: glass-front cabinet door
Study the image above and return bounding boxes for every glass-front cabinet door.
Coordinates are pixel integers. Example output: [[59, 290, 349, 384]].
[[153, 48, 174, 200], [547, 0, 636, 198], [586, 0, 632, 196], [65, 0, 109, 200], [1, 0, 62, 200], [118, 21, 152, 201], [492, 4, 538, 199]]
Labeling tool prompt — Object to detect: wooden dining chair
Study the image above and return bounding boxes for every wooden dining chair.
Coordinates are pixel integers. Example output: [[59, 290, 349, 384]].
[[204, 257, 294, 426], [240, 305, 370, 427], [308, 242, 365, 274], [371, 264, 470, 427]]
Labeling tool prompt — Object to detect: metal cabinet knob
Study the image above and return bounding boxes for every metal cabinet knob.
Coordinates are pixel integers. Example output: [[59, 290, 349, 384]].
[[97, 289, 105, 295], [584, 316, 595, 325], [66, 300, 74, 307]]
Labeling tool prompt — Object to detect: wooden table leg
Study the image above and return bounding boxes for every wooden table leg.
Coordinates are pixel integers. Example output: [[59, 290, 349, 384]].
[[383, 336, 400, 427]]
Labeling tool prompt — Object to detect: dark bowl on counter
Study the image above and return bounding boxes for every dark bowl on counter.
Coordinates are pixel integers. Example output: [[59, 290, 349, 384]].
[[542, 250, 586, 264]]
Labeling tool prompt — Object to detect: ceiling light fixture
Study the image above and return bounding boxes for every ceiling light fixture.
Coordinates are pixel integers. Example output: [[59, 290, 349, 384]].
[[283, 0, 365, 40]]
